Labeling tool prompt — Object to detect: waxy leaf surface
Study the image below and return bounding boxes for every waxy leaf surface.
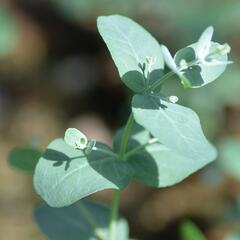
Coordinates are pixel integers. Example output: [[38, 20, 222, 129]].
[[97, 15, 164, 92], [35, 200, 129, 240], [34, 139, 133, 207]]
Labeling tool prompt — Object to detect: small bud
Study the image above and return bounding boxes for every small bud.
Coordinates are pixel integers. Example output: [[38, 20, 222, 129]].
[[146, 56, 157, 67], [146, 56, 153, 64], [169, 96, 179, 103], [145, 56, 156, 72], [64, 128, 88, 150], [179, 59, 188, 69]]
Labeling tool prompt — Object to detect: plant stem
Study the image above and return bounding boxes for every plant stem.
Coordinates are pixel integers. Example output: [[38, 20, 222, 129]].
[[118, 113, 134, 160], [109, 190, 121, 240], [77, 202, 105, 240], [146, 71, 175, 93], [124, 138, 158, 160], [108, 112, 134, 239]]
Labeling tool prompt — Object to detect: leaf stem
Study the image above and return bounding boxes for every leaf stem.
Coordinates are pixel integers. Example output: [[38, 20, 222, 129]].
[[124, 138, 158, 160], [118, 113, 134, 160], [77, 202, 105, 240], [109, 190, 121, 240], [146, 71, 175, 93]]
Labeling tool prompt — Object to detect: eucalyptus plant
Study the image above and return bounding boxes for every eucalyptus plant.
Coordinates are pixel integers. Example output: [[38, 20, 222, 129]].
[[10, 15, 232, 240]]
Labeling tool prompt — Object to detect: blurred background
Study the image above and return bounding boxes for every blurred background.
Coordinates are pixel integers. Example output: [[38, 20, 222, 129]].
[[1, 0, 240, 239]]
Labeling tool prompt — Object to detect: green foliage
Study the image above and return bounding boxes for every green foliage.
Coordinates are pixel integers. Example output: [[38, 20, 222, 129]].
[[180, 220, 206, 240], [35, 200, 129, 240], [32, 14, 231, 208], [160, 63, 240, 140], [0, 4, 17, 56], [7, 13, 231, 240], [34, 139, 133, 207], [132, 94, 216, 161], [217, 137, 240, 180], [114, 124, 214, 187], [8, 147, 41, 173], [97, 15, 164, 93]]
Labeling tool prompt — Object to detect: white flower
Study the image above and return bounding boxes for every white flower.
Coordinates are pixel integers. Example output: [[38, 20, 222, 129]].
[[196, 26, 232, 66]]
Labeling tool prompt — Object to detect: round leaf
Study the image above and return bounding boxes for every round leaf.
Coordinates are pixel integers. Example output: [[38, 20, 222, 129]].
[[97, 15, 164, 92], [34, 139, 133, 207]]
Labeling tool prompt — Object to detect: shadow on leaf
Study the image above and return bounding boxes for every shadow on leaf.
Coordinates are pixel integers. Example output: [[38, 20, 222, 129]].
[[121, 68, 164, 93], [43, 149, 84, 170]]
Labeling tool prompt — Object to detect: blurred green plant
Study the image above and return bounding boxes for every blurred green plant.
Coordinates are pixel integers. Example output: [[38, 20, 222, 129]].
[[218, 137, 240, 180], [51, 0, 240, 39], [227, 232, 240, 240], [180, 220, 206, 240], [8, 147, 41, 173], [8, 15, 232, 240], [0, 4, 17, 56]]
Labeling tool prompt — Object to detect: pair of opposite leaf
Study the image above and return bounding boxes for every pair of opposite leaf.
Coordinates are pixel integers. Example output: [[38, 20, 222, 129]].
[[161, 26, 232, 88], [64, 27, 231, 153], [64, 128, 96, 155]]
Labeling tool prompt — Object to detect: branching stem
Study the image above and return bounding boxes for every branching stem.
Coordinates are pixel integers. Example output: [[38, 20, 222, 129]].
[[124, 138, 158, 160]]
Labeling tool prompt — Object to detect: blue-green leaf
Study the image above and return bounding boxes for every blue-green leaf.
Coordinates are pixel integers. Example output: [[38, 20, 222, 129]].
[[8, 147, 41, 173], [34, 139, 133, 207], [114, 124, 213, 187], [129, 143, 214, 187], [35, 200, 129, 240], [97, 15, 164, 92], [132, 94, 216, 162]]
